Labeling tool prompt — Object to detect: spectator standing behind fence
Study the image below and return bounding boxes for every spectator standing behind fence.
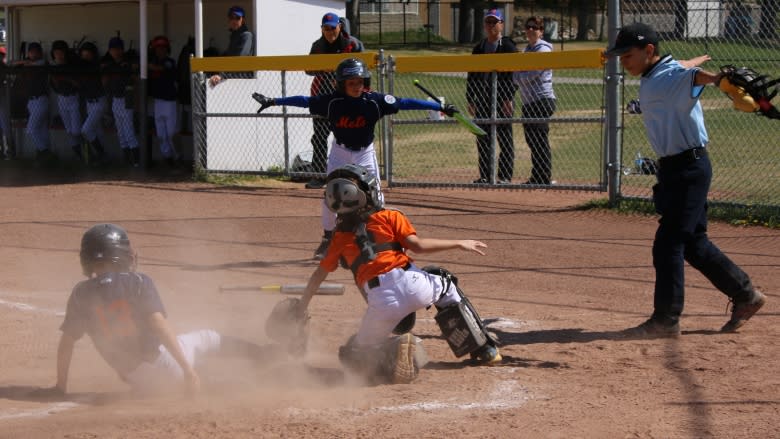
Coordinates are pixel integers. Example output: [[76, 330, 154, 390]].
[[513, 16, 557, 186], [0, 46, 13, 160], [605, 23, 766, 338], [78, 42, 108, 164], [102, 37, 140, 167], [49, 40, 84, 163], [148, 35, 179, 167], [303, 12, 364, 190], [208, 6, 255, 87], [466, 8, 518, 184], [14, 42, 52, 162]]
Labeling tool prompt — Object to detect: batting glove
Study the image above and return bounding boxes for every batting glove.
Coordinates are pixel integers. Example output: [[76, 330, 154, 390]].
[[252, 93, 276, 113], [441, 104, 458, 117]]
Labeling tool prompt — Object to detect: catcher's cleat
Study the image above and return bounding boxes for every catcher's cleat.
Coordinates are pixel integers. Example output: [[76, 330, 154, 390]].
[[721, 290, 766, 333], [621, 318, 680, 339], [391, 333, 419, 384], [471, 344, 502, 365]]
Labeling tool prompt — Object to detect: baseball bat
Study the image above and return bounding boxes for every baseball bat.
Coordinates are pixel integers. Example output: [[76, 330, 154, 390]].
[[413, 79, 487, 137], [219, 283, 345, 296]]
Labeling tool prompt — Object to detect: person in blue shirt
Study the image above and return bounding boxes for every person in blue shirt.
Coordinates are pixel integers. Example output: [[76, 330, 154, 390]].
[[253, 58, 457, 260], [606, 23, 766, 338], [32, 223, 286, 398]]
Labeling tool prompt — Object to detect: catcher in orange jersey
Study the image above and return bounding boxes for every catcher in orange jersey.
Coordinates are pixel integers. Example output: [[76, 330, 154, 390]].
[[295, 164, 501, 385]]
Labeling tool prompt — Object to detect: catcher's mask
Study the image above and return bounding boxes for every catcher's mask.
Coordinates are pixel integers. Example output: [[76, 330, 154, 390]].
[[324, 164, 381, 214], [335, 58, 371, 92], [80, 223, 137, 276]]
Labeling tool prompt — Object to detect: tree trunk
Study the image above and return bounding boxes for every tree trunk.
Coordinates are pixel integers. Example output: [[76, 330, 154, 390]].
[[759, 0, 779, 38]]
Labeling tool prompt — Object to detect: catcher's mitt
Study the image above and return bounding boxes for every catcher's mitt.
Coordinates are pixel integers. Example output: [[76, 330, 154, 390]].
[[264, 298, 310, 356], [719, 65, 780, 119]]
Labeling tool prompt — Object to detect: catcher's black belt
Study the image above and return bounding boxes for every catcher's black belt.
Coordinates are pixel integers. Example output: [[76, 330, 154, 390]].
[[367, 262, 412, 289], [659, 147, 707, 168]]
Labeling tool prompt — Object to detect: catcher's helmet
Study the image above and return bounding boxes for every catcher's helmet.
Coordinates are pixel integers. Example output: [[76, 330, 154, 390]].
[[325, 164, 381, 214], [80, 223, 136, 276], [335, 58, 370, 92]]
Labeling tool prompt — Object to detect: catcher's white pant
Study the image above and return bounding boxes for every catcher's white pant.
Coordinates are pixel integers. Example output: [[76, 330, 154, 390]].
[[111, 97, 138, 149], [321, 141, 384, 231], [355, 263, 460, 347], [124, 329, 221, 393], [56, 94, 82, 146], [154, 98, 178, 158], [82, 97, 107, 142], [26, 96, 50, 152]]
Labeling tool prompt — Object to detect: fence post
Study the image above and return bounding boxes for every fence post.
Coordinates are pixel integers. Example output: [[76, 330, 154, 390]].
[[606, 0, 622, 206], [379, 50, 393, 186], [490, 71, 498, 184]]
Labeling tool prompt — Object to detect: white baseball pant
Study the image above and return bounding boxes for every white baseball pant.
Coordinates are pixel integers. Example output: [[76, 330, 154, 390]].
[[82, 97, 107, 142], [354, 264, 460, 347], [321, 141, 384, 231], [56, 94, 82, 146], [111, 97, 138, 149], [124, 329, 221, 393], [26, 96, 50, 152], [154, 98, 178, 158]]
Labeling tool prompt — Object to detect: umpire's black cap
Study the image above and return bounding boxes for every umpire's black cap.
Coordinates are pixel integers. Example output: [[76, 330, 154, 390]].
[[606, 22, 659, 56]]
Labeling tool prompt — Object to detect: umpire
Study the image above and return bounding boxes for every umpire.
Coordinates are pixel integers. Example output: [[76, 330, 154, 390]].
[[606, 23, 766, 338], [304, 12, 363, 189]]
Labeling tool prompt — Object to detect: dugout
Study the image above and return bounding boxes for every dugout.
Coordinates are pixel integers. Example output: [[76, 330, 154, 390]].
[[0, 0, 344, 164]]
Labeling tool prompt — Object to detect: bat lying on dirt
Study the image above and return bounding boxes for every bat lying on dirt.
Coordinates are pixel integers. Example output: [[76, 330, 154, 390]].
[[219, 283, 346, 296]]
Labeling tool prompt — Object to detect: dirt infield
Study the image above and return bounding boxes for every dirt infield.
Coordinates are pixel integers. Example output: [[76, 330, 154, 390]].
[[0, 176, 777, 438]]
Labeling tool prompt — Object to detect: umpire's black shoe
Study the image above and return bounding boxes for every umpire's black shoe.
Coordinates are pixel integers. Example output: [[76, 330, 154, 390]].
[[305, 178, 325, 189], [621, 318, 680, 339], [721, 290, 766, 333]]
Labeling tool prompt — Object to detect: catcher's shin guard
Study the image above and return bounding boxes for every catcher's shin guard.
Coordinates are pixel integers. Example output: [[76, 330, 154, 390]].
[[424, 266, 497, 358]]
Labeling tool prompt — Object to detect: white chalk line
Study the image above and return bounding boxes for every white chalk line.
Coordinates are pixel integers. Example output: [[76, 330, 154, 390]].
[[0, 296, 65, 317], [285, 378, 530, 417], [0, 402, 80, 421]]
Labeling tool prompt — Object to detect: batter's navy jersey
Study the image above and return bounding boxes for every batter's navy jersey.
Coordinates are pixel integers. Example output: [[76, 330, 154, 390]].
[[309, 92, 401, 149], [60, 272, 166, 374]]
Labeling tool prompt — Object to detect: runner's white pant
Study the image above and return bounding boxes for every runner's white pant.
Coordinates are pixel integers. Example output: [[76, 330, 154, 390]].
[[321, 140, 384, 231], [82, 97, 107, 142], [355, 264, 461, 347], [56, 94, 82, 146], [124, 329, 221, 393], [26, 96, 50, 152], [111, 97, 138, 149], [154, 98, 178, 158]]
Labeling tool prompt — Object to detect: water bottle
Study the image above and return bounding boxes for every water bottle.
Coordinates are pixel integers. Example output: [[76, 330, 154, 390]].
[[634, 151, 643, 169]]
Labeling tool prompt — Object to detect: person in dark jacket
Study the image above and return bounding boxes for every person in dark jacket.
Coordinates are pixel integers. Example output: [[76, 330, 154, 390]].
[[14, 42, 52, 161], [148, 35, 179, 166], [303, 11, 364, 189], [49, 40, 83, 161], [208, 5, 255, 87], [466, 8, 518, 184], [78, 42, 108, 163], [101, 36, 140, 166]]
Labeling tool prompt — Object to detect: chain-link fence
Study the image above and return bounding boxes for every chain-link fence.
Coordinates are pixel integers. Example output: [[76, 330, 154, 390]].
[[190, 0, 779, 211]]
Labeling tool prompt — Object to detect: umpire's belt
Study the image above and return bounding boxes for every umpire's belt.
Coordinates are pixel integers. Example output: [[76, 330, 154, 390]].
[[367, 262, 412, 289], [659, 146, 707, 168]]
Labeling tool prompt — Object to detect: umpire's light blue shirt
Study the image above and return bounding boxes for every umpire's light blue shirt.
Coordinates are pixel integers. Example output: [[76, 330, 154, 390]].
[[639, 55, 708, 157]]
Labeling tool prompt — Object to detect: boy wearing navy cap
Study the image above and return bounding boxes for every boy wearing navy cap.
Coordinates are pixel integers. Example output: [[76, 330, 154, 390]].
[[607, 23, 766, 338]]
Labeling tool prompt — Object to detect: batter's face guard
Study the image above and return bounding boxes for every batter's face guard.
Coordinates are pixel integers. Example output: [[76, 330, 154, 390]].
[[80, 223, 137, 277], [335, 58, 371, 93], [325, 164, 382, 214]]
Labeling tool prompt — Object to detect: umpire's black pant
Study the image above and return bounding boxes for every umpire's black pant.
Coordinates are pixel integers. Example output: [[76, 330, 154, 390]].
[[651, 149, 754, 324]]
